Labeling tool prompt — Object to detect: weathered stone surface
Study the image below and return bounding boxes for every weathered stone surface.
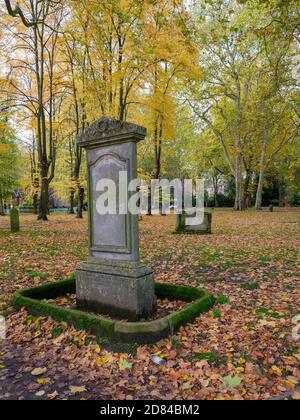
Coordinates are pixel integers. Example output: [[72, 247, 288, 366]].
[[10, 207, 20, 233], [77, 116, 146, 148], [87, 142, 138, 261], [76, 259, 156, 321], [76, 117, 156, 320], [176, 210, 212, 234]]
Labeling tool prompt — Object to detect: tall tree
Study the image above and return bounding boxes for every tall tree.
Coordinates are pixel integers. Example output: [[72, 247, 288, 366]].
[[2, 0, 66, 220], [0, 116, 18, 215]]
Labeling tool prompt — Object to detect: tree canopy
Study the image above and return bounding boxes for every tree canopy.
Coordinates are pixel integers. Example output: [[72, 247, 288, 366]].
[[0, 0, 299, 213]]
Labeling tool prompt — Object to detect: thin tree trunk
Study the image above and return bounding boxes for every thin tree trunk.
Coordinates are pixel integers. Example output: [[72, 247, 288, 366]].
[[38, 167, 49, 221], [76, 187, 84, 219], [279, 180, 287, 207], [234, 152, 244, 211], [243, 169, 252, 209], [33, 193, 38, 215], [255, 134, 268, 210], [0, 193, 5, 216], [212, 175, 219, 207], [147, 185, 152, 216], [69, 189, 75, 214], [255, 170, 265, 210]]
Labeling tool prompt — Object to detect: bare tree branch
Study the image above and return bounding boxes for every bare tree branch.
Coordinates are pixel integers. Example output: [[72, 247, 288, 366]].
[[4, 0, 41, 27]]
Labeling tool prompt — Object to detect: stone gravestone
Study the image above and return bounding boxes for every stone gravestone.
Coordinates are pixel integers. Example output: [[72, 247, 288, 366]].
[[176, 210, 212, 234], [76, 117, 156, 321], [10, 207, 20, 233]]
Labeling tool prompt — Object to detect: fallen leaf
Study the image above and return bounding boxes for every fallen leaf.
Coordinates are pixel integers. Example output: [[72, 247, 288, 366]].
[[221, 375, 242, 388], [270, 366, 282, 377], [37, 377, 51, 385], [69, 385, 87, 394], [181, 382, 192, 390], [35, 390, 45, 397], [119, 359, 133, 370], [31, 368, 47, 376], [47, 390, 59, 399]]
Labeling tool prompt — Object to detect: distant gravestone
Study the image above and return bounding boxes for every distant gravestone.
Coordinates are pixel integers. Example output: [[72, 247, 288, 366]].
[[10, 207, 20, 233], [76, 117, 156, 321], [176, 210, 212, 234]]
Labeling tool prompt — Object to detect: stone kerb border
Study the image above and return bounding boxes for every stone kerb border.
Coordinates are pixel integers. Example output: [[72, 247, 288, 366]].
[[13, 274, 215, 344]]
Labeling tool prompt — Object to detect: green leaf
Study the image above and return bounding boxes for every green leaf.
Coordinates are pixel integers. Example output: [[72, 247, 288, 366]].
[[119, 359, 133, 370], [221, 375, 242, 388]]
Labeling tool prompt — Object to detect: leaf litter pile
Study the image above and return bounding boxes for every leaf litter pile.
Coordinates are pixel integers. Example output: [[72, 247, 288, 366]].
[[0, 210, 299, 400]]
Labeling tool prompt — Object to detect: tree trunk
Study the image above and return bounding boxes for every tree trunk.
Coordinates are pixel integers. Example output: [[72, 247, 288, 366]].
[[0, 194, 5, 216], [76, 187, 84, 219], [212, 175, 219, 208], [147, 184, 152, 216], [255, 168, 265, 210], [38, 169, 49, 221], [255, 135, 267, 210], [73, 145, 82, 218], [33, 193, 38, 215], [243, 170, 252, 209], [69, 188, 75, 214], [234, 153, 244, 211], [214, 192, 219, 208], [279, 180, 287, 207]]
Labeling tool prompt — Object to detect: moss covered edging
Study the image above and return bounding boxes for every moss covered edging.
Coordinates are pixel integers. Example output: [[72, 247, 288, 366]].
[[13, 275, 215, 344]]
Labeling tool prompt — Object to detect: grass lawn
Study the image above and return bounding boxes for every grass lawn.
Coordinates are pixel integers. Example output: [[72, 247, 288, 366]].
[[0, 209, 299, 400]]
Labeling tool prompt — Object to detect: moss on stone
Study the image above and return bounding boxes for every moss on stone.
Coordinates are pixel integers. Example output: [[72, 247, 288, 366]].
[[155, 282, 205, 302], [10, 207, 20, 233], [13, 275, 214, 344], [167, 293, 215, 331]]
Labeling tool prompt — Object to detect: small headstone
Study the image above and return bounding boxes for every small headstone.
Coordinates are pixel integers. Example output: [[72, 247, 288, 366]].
[[176, 210, 212, 234], [10, 207, 20, 233]]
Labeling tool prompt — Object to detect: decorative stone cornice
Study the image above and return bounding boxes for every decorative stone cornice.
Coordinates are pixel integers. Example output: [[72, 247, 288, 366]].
[[78, 117, 147, 148]]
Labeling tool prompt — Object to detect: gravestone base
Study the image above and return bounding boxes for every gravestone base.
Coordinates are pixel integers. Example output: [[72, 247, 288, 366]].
[[175, 211, 212, 235], [76, 258, 157, 321]]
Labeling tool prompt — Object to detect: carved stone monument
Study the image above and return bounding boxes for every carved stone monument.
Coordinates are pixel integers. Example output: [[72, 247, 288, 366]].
[[76, 117, 156, 320]]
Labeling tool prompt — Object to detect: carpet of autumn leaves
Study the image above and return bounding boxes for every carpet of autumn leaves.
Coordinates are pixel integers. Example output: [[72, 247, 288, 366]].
[[0, 209, 299, 400]]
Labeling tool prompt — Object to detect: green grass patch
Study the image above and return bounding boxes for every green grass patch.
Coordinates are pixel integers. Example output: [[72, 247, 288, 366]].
[[216, 295, 229, 304], [258, 256, 272, 262], [212, 310, 222, 318], [194, 352, 216, 364], [194, 352, 228, 367], [26, 271, 50, 280], [241, 282, 260, 291]]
